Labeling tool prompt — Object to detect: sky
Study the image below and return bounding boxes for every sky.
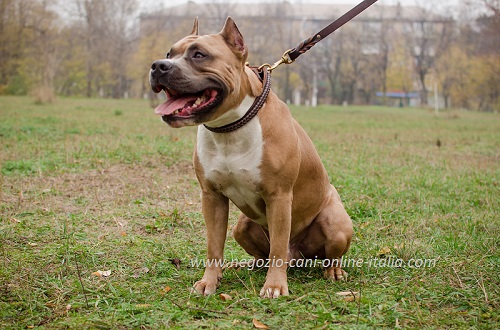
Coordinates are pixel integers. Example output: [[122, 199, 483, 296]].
[[156, 0, 462, 7], [136, 0, 479, 22], [137, 0, 467, 19]]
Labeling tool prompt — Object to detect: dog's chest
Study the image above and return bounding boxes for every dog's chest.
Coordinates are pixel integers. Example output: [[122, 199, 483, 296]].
[[196, 119, 265, 221]]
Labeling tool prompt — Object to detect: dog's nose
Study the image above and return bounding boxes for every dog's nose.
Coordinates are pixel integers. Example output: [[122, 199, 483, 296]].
[[151, 60, 172, 74]]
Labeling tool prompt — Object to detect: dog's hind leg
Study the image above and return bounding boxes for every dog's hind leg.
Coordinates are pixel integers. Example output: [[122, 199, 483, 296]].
[[296, 185, 352, 280], [319, 185, 353, 280], [232, 214, 270, 260]]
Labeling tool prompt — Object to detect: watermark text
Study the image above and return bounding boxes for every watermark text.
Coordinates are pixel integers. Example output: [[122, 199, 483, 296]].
[[190, 256, 437, 270]]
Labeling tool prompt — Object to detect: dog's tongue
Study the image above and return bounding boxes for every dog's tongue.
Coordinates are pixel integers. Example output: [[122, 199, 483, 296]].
[[155, 95, 198, 116]]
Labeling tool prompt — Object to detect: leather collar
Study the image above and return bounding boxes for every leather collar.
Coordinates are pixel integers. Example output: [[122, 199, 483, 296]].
[[203, 68, 271, 134]]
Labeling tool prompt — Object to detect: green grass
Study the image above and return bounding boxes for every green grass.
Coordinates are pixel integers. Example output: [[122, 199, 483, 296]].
[[1, 96, 498, 329]]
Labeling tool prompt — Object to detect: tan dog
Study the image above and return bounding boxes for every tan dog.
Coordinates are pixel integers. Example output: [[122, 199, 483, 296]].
[[149, 17, 353, 298]]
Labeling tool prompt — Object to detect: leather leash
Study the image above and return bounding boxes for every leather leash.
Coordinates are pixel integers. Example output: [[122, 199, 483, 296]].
[[260, 0, 379, 71]]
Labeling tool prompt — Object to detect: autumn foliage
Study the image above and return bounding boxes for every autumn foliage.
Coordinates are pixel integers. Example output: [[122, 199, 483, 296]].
[[0, 0, 498, 111]]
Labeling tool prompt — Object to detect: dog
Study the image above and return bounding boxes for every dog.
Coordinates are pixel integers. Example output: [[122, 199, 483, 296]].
[[149, 17, 353, 298]]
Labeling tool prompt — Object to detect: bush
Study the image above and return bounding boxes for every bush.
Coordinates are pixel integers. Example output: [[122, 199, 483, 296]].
[[5, 75, 28, 95], [31, 86, 55, 104]]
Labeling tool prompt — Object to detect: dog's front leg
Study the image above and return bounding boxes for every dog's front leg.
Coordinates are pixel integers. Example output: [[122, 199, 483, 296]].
[[193, 190, 229, 295], [260, 193, 292, 298]]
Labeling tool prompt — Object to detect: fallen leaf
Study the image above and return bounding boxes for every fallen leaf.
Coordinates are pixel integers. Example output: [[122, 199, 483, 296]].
[[377, 246, 391, 257], [11, 218, 21, 223], [65, 304, 71, 315], [219, 293, 232, 301], [92, 270, 111, 277], [343, 295, 357, 302], [335, 291, 358, 296], [131, 267, 150, 278], [393, 243, 404, 250], [120, 231, 127, 236], [163, 286, 172, 293], [335, 291, 360, 302], [101, 270, 111, 277], [169, 258, 182, 270], [28, 242, 38, 247], [135, 304, 151, 308], [378, 225, 391, 231], [253, 318, 269, 329]]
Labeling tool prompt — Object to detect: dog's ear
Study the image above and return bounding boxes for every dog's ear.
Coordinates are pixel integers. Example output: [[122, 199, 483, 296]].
[[190, 17, 199, 35], [220, 17, 247, 60]]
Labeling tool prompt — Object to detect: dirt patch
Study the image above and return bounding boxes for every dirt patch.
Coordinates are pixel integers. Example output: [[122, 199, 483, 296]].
[[2, 160, 199, 221]]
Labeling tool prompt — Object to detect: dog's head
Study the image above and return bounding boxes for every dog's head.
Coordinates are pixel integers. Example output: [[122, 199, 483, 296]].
[[150, 17, 250, 128]]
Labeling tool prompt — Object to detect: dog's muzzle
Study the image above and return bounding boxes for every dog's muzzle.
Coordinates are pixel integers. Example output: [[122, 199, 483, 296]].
[[149, 59, 224, 124]]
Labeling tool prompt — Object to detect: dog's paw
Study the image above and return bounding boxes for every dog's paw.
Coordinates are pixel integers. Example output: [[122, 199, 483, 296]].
[[324, 267, 348, 281], [259, 282, 289, 298], [192, 278, 219, 296]]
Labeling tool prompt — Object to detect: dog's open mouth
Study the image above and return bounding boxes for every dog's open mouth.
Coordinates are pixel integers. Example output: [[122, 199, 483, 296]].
[[154, 87, 222, 119]]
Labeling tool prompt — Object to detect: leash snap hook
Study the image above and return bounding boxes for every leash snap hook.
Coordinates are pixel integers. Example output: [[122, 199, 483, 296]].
[[258, 49, 294, 72]]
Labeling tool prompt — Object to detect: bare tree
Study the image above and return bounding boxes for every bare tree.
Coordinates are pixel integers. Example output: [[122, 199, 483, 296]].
[[0, 0, 61, 100], [316, 27, 343, 104], [25, 0, 61, 101], [404, 5, 453, 106], [71, 0, 138, 98], [0, 0, 34, 93]]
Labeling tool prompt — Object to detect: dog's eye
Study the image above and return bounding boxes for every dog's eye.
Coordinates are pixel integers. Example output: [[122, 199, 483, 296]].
[[165, 52, 170, 59], [193, 51, 206, 59]]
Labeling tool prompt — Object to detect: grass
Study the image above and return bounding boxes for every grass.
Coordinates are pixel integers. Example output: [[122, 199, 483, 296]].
[[0, 95, 498, 329]]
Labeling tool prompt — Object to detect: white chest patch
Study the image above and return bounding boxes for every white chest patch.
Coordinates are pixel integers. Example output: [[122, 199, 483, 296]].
[[197, 97, 266, 223]]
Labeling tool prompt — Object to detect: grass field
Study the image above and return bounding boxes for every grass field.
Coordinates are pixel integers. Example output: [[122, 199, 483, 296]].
[[1, 95, 498, 329]]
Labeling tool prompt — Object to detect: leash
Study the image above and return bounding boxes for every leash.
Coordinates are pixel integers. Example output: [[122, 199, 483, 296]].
[[205, 0, 378, 133], [259, 0, 379, 72]]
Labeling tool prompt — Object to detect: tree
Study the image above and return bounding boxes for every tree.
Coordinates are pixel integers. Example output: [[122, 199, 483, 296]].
[[386, 38, 414, 106], [0, 0, 62, 101], [469, 0, 499, 110], [400, 1, 454, 106], [454, 0, 499, 110], [0, 0, 36, 94], [315, 24, 343, 104], [54, 26, 87, 96], [70, 0, 138, 98], [22, 0, 61, 102], [338, 27, 365, 104], [436, 44, 471, 108]]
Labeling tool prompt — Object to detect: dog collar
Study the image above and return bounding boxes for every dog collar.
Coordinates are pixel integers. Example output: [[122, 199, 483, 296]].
[[203, 68, 271, 134]]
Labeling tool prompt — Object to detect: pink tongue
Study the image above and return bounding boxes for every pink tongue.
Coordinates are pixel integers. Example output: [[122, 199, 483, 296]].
[[154, 95, 198, 116]]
